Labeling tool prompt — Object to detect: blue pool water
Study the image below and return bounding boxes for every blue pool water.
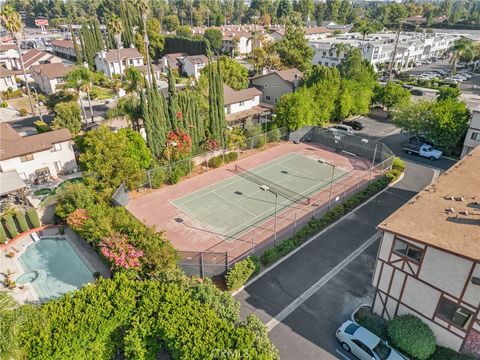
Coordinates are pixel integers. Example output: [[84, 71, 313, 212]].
[[18, 237, 94, 301]]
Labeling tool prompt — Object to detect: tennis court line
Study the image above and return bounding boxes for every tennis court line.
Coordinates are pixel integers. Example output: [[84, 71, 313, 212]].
[[212, 190, 258, 217], [172, 153, 300, 207]]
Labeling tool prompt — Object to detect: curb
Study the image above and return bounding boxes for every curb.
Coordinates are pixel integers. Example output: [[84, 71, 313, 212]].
[[232, 171, 404, 296]]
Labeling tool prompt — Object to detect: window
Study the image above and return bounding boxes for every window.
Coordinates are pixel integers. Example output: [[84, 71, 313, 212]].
[[272, 83, 276, 87], [264, 83, 268, 88], [352, 340, 373, 357], [20, 154, 34, 162], [471, 132, 480, 141], [129, 59, 134, 65], [239, 101, 244, 106], [274, 97, 278, 104], [54, 161, 62, 173], [266, 95, 271, 101], [393, 238, 423, 263], [322, 51, 326, 56], [52, 143, 62, 151], [436, 297, 473, 329], [56, 77, 64, 84]]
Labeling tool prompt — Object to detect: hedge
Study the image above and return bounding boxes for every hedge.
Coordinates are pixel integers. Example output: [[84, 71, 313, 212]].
[[33, 120, 51, 133], [429, 346, 477, 360], [0, 223, 7, 243], [208, 152, 238, 168], [225, 258, 256, 291], [354, 307, 388, 340], [260, 169, 399, 266], [149, 167, 166, 189], [388, 314, 436, 360], [3, 214, 19, 238], [15, 212, 29, 232], [26, 208, 40, 228]]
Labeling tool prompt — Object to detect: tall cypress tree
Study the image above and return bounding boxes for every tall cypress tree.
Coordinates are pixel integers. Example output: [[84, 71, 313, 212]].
[[167, 68, 177, 130], [70, 24, 82, 65], [208, 56, 226, 145], [216, 59, 226, 146], [120, 0, 135, 47]]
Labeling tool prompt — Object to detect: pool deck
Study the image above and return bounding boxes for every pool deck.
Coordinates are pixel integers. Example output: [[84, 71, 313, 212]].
[[0, 226, 110, 305]]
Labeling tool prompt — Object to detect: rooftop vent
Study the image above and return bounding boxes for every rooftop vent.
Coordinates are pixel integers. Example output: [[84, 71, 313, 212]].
[[445, 208, 454, 214], [472, 277, 480, 286], [460, 210, 469, 216], [455, 196, 465, 202]]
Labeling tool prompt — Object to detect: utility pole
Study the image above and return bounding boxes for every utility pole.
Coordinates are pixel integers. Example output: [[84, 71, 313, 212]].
[[388, 21, 404, 82]]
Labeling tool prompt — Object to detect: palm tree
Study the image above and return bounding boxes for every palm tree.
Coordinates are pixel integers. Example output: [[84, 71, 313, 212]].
[[0, 6, 34, 115], [450, 39, 474, 75], [124, 67, 145, 95], [136, 0, 151, 82], [333, 43, 350, 60], [107, 14, 124, 80], [107, 95, 142, 130], [0, 291, 23, 359], [64, 67, 95, 123]]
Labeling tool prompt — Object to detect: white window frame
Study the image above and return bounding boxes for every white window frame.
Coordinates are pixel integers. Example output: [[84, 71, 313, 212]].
[[52, 143, 62, 152]]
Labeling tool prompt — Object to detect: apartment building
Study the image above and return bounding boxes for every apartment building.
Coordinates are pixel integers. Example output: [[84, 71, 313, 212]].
[[461, 106, 480, 158], [51, 39, 79, 61], [310, 32, 455, 71], [0, 66, 17, 91], [31, 63, 72, 94], [223, 84, 269, 126], [372, 148, 480, 356], [0, 44, 19, 70], [0, 123, 77, 182], [250, 68, 303, 106], [94, 48, 144, 78]]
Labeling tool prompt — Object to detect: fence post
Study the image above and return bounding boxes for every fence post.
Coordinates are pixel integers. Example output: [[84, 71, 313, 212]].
[[200, 252, 204, 278], [251, 236, 255, 253], [188, 159, 192, 174], [311, 202, 315, 219], [225, 251, 229, 272], [294, 212, 297, 235], [205, 153, 209, 170], [343, 183, 347, 201], [357, 175, 361, 191]]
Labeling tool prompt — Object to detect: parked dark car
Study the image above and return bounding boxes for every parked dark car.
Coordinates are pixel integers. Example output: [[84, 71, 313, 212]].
[[342, 120, 364, 130], [410, 89, 425, 96], [409, 135, 434, 146]]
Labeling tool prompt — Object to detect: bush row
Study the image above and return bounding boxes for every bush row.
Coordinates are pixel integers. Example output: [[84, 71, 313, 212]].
[[1, 88, 23, 99], [225, 257, 256, 291], [260, 166, 402, 266], [150, 160, 193, 189], [0, 208, 41, 243], [208, 151, 238, 168]]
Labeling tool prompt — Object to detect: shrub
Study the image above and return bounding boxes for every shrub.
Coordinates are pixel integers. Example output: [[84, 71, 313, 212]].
[[34, 188, 54, 196], [33, 120, 51, 133], [1, 88, 22, 99], [387, 314, 436, 360], [249, 255, 260, 276], [0, 100, 8, 108], [15, 212, 29, 233], [208, 155, 223, 168], [354, 307, 388, 340], [225, 151, 238, 162], [18, 108, 27, 116], [149, 166, 167, 189], [429, 346, 476, 360], [261, 247, 279, 266], [392, 157, 405, 172], [267, 126, 282, 143], [0, 223, 7, 243], [225, 258, 256, 291], [3, 214, 19, 238], [26, 208, 40, 228]]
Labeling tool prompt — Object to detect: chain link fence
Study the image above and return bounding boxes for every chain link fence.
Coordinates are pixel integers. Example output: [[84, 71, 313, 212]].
[[176, 126, 395, 278]]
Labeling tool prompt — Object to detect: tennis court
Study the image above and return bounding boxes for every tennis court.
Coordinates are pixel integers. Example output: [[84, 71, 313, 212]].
[[172, 153, 347, 241]]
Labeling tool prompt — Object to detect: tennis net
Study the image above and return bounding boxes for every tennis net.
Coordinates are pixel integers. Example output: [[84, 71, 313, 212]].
[[234, 164, 311, 205]]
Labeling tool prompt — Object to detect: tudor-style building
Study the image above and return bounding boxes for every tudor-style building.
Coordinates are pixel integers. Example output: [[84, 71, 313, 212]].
[[372, 147, 480, 356]]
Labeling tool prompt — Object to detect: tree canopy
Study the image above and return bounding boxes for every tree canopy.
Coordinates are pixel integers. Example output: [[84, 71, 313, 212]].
[[275, 24, 314, 72], [199, 56, 249, 91], [52, 101, 82, 135]]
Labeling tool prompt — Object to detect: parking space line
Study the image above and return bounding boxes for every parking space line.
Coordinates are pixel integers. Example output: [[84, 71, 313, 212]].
[[266, 232, 380, 332], [336, 349, 353, 360]]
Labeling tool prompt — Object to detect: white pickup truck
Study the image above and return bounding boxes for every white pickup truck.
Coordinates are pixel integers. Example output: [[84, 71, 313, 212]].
[[403, 142, 442, 160]]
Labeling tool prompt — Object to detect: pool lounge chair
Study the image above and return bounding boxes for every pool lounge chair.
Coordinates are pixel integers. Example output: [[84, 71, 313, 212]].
[[31, 232, 40, 242]]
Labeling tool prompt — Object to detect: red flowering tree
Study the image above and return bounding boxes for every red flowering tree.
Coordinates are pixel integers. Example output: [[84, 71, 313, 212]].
[[205, 138, 219, 151], [164, 129, 192, 160], [100, 233, 144, 270], [66, 209, 89, 231]]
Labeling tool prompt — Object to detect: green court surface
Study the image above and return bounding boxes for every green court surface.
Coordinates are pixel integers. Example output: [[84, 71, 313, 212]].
[[172, 153, 347, 241]]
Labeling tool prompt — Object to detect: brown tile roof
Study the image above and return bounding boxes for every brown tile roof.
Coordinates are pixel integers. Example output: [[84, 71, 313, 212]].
[[223, 84, 261, 105], [163, 53, 187, 69], [51, 39, 75, 49], [184, 55, 208, 64], [0, 66, 15, 78], [21, 49, 58, 68], [31, 63, 73, 80], [304, 26, 331, 35], [251, 68, 303, 84], [0, 123, 72, 161], [100, 48, 143, 62], [378, 147, 480, 261], [0, 44, 17, 51]]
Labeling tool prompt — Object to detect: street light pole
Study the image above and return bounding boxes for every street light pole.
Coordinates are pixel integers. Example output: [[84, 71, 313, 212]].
[[373, 143, 378, 167], [30, 86, 43, 122], [260, 185, 278, 246], [318, 159, 336, 209]]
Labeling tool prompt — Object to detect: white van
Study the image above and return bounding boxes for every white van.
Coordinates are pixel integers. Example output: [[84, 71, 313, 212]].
[[331, 124, 354, 134]]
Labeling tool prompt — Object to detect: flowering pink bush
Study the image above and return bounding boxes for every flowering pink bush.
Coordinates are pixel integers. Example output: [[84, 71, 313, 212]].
[[205, 138, 219, 151], [66, 209, 89, 231], [166, 129, 192, 160], [100, 233, 144, 269], [463, 329, 480, 357]]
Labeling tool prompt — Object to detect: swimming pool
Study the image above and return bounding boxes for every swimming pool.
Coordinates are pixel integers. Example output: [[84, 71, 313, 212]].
[[18, 237, 95, 301]]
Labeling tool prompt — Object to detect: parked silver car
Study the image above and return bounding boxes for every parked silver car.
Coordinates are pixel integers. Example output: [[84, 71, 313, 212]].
[[336, 321, 405, 360]]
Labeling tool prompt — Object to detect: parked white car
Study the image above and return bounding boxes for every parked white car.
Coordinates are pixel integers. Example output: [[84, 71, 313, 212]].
[[336, 321, 405, 360]]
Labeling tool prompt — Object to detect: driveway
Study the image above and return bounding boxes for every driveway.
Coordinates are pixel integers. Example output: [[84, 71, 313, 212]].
[[235, 161, 438, 360]]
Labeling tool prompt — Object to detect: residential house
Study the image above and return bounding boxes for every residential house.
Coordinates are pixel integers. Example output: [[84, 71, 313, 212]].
[[250, 68, 303, 106], [223, 84, 270, 126], [31, 63, 72, 94], [11, 49, 63, 82], [0, 66, 17, 91], [372, 147, 480, 356], [94, 48, 144, 78], [0, 44, 19, 70], [270, 26, 332, 42], [160, 53, 187, 73], [51, 39, 79, 61], [0, 123, 77, 182], [134, 64, 162, 83], [181, 55, 208, 80], [461, 106, 480, 158]]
